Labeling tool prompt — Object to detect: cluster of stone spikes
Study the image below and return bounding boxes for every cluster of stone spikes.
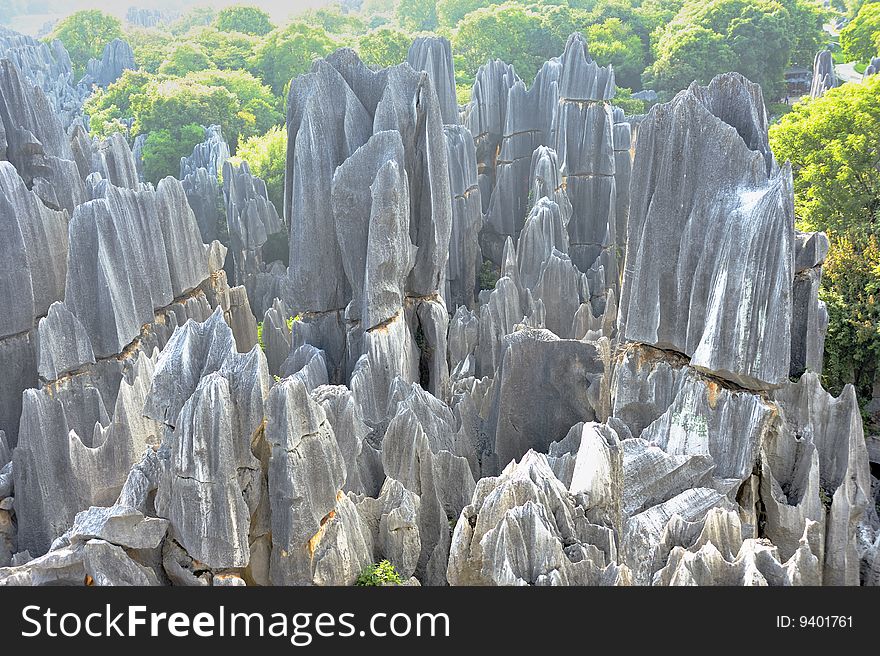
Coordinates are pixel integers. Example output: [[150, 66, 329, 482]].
[[0, 30, 877, 586]]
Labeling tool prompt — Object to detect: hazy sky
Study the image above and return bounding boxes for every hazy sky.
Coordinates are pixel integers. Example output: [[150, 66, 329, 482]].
[[5, 1, 338, 35]]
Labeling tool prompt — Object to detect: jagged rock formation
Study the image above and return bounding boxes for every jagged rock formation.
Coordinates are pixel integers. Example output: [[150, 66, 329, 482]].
[[810, 50, 837, 99], [407, 36, 458, 125], [1, 35, 875, 588], [80, 39, 135, 89], [620, 73, 793, 391], [223, 160, 284, 309], [284, 48, 452, 394], [0, 27, 87, 129]]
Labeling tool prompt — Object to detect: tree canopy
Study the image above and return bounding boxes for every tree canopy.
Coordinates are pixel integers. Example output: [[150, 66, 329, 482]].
[[214, 5, 275, 36], [841, 1, 880, 62], [47, 10, 123, 78], [358, 28, 413, 68], [250, 22, 339, 95]]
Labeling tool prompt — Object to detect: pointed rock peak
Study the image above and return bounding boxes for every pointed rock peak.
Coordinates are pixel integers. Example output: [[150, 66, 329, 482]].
[[559, 32, 615, 102], [686, 72, 774, 175]]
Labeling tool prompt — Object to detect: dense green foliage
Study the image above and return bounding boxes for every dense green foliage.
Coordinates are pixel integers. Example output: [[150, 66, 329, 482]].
[[170, 7, 216, 35], [356, 560, 403, 586], [646, 0, 825, 100], [192, 28, 260, 71], [157, 43, 213, 76], [770, 76, 880, 407], [142, 123, 205, 185], [840, 2, 880, 62], [453, 4, 563, 83], [232, 125, 288, 211], [358, 28, 412, 68], [214, 5, 274, 36], [47, 10, 124, 78], [250, 22, 339, 95], [397, 0, 440, 31]]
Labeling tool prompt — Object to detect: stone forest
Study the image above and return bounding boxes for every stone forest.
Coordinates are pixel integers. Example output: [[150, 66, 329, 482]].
[[0, 2, 878, 587]]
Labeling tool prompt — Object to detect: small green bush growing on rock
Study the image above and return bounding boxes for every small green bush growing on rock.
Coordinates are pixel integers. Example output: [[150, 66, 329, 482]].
[[356, 560, 402, 586]]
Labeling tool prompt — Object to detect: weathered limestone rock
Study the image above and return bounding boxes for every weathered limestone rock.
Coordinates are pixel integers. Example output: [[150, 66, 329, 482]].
[[64, 178, 209, 358], [485, 328, 607, 475], [0, 162, 68, 338], [267, 376, 371, 585], [155, 373, 251, 568], [180, 125, 230, 180], [640, 374, 775, 485], [790, 231, 829, 377], [356, 478, 422, 579], [286, 58, 373, 313], [89, 132, 141, 191], [465, 59, 519, 212], [280, 344, 330, 391], [770, 374, 872, 585], [620, 73, 794, 390], [443, 125, 482, 310], [182, 166, 223, 244], [312, 384, 372, 495], [142, 310, 269, 571], [350, 312, 419, 425], [407, 36, 458, 125], [810, 50, 837, 99], [66, 505, 168, 551], [223, 159, 284, 303], [36, 301, 96, 380], [332, 130, 414, 330], [81, 39, 135, 88], [448, 451, 630, 585], [653, 508, 821, 585], [558, 32, 615, 102], [14, 349, 160, 555], [381, 381, 476, 584], [0, 27, 86, 128], [622, 487, 730, 585]]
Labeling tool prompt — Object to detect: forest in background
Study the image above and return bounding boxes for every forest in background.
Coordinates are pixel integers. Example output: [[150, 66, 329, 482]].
[[3, 0, 880, 424]]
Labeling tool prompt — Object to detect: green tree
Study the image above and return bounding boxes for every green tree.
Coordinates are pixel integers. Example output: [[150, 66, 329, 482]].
[[83, 69, 153, 137], [453, 4, 563, 84], [170, 7, 216, 35], [250, 23, 338, 95], [191, 27, 259, 71], [232, 125, 287, 211], [645, 0, 810, 99], [437, 0, 498, 27], [142, 123, 206, 185], [396, 0, 439, 31], [358, 28, 412, 68], [820, 235, 880, 405], [356, 560, 403, 585], [644, 24, 738, 95], [158, 43, 214, 77], [214, 5, 274, 36], [48, 10, 123, 78], [779, 0, 828, 67], [841, 1, 880, 62], [541, 5, 596, 46], [299, 7, 369, 34], [769, 76, 880, 403], [132, 77, 243, 149], [612, 86, 647, 114], [185, 69, 283, 140], [124, 28, 172, 74], [584, 17, 646, 89]]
